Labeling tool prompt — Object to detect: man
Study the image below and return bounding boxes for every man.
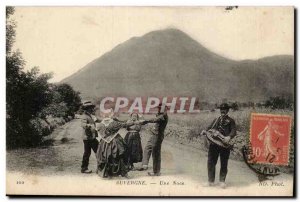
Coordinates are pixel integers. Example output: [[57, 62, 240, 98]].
[[203, 103, 236, 188], [80, 100, 99, 174], [138, 103, 168, 176]]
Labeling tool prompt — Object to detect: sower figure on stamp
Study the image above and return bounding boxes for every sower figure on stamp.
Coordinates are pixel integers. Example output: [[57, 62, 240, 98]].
[[80, 101, 99, 174], [137, 103, 168, 176], [257, 119, 284, 158], [201, 103, 236, 188]]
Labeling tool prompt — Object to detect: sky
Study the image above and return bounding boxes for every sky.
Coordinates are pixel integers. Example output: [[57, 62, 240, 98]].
[[12, 7, 294, 82]]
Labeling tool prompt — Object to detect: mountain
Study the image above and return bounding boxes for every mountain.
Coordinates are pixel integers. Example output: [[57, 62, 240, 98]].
[[61, 28, 294, 103]]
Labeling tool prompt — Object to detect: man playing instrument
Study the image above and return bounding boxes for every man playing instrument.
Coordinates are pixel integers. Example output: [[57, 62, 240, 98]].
[[202, 103, 236, 188]]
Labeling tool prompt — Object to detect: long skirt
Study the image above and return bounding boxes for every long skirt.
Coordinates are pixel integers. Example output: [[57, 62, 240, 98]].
[[124, 132, 143, 167], [96, 134, 129, 178]]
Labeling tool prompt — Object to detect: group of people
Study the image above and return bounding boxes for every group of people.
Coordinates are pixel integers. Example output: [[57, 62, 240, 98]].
[[79, 100, 236, 189], [80, 101, 168, 178]]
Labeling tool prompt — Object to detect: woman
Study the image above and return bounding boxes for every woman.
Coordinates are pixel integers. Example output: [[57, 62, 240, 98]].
[[96, 111, 144, 178], [124, 113, 146, 170]]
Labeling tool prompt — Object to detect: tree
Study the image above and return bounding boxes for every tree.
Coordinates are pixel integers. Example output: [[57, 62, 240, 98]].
[[231, 102, 239, 111], [6, 7, 57, 148], [6, 6, 15, 54], [264, 96, 293, 110], [52, 83, 81, 117], [39, 83, 81, 118], [6, 7, 82, 149], [7, 64, 54, 148]]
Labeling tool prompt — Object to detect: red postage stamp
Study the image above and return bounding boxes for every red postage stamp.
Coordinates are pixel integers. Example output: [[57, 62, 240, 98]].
[[250, 113, 292, 166]]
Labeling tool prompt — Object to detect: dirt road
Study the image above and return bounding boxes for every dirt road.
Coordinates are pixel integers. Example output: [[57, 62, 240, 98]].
[[7, 119, 293, 196]]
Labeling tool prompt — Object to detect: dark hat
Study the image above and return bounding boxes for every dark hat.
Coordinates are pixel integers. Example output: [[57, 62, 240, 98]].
[[82, 100, 95, 110], [219, 103, 230, 110]]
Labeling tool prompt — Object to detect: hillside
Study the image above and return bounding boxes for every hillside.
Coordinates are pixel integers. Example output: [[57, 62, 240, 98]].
[[61, 28, 294, 102]]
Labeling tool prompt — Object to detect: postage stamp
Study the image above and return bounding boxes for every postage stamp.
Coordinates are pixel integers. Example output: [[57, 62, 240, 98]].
[[249, 113, 292, 166]]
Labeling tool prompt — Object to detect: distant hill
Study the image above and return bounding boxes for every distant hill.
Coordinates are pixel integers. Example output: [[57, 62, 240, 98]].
[[61, 28, 294, 103]]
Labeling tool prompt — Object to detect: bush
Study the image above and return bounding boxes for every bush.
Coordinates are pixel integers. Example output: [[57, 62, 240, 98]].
[[39, 102, 68, 118], [30, 118, 52, 137], [265, 96, 293, 110], [52, 83, 81, 117]]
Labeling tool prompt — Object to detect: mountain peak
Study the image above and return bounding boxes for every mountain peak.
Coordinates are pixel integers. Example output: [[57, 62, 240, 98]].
[[145, 27, 188, 36], [143, 28, 196, 43]]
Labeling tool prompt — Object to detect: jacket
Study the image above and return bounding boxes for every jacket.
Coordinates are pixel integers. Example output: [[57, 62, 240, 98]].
[[207, 115, 237, 138]]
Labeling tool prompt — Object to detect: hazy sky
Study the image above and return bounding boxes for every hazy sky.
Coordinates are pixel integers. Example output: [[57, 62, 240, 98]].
[[13, 7, 294, 82]]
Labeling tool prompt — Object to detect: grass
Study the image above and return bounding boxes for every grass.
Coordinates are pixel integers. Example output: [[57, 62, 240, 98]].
[[168, 107, 294, 136], [116, 107, 294, 139]]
